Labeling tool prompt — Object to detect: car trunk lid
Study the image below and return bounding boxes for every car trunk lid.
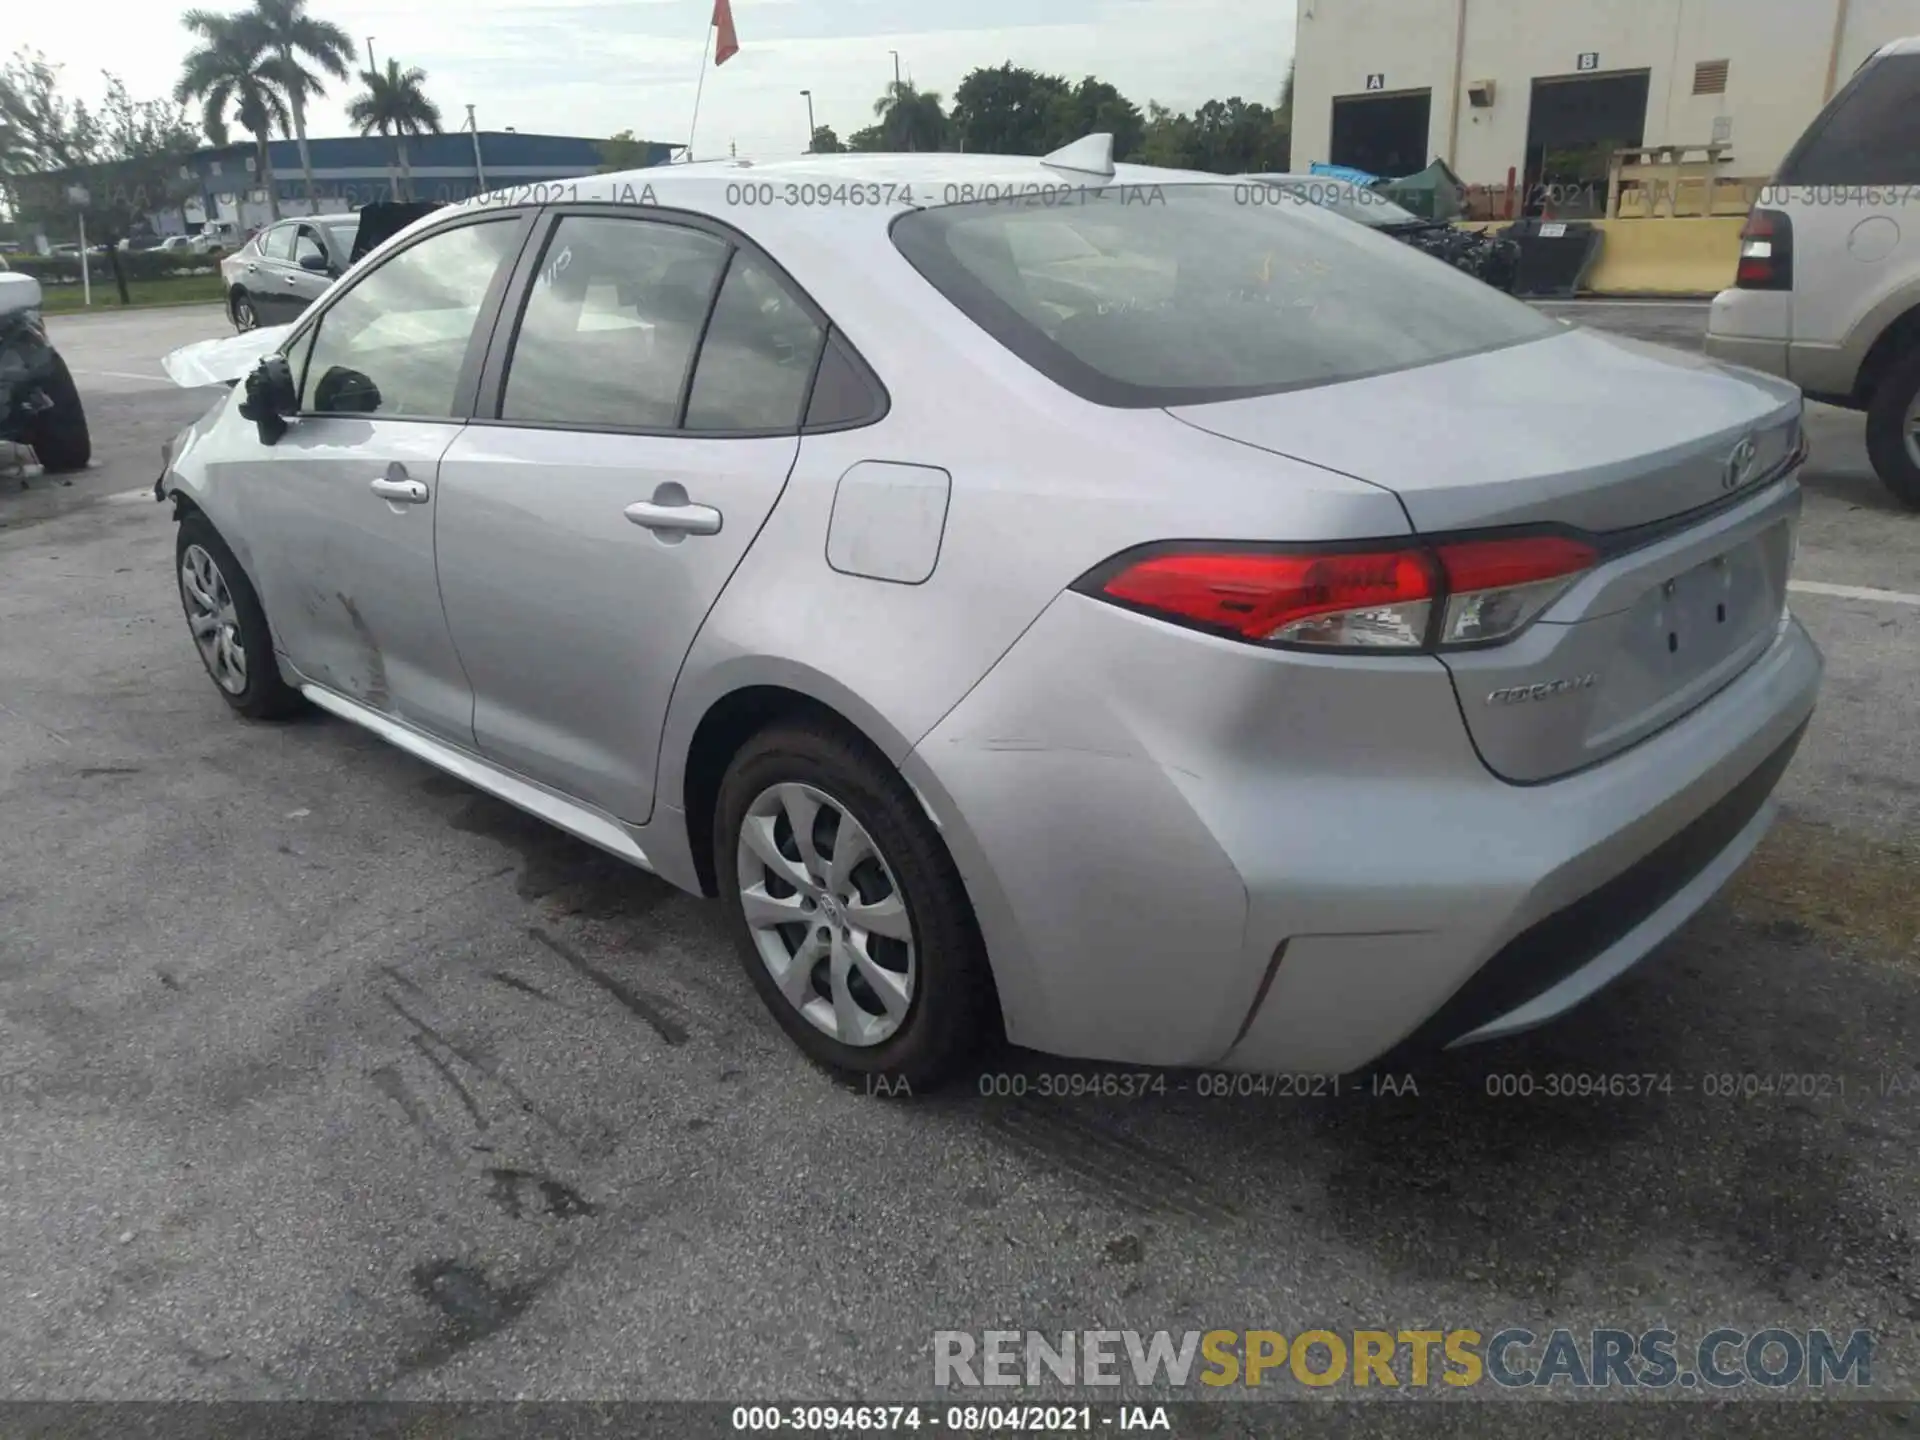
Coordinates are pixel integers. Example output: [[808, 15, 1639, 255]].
[[1167, 326, 1806, 781]]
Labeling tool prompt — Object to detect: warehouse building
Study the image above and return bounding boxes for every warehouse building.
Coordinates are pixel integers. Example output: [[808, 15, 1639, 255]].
[[1289, 0, 1920, 213]]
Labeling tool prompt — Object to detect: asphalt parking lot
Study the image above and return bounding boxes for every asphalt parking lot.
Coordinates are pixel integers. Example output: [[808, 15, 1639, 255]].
[[3, 301, 1918, 1426]]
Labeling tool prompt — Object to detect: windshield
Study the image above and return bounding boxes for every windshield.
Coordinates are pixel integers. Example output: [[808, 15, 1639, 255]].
[[891, 182, 1558, 408], [1252, 177, 1424, 228]]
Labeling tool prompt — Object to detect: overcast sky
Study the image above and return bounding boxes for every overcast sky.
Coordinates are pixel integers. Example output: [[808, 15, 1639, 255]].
[[22, 0, 1295, 162]]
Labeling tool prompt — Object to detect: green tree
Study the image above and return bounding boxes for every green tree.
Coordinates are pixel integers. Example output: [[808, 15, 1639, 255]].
[[176, 10, 290, 221], [844, 123, 886, 152], [83, 77, 201, 300], [5, 66, 198, 302], [807, 124, 844, 154], [1187, 97, 1289, 173], [0, 48, 100, 175], [347, 58, 441, 201], [949, 63, 1069, 155], [247, 0, 355, 213], [596, 128, 654, 172], [1137, 101, 1194, 169], [1046, 76, 1146, 160], [870, 80, 947, 152]]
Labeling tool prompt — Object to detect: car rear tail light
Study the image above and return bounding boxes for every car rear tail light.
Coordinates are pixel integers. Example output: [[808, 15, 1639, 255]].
[[1079, 534, 1598, 652], [1735, 208, 1793, 291], [1432, 535, 1598, 644]]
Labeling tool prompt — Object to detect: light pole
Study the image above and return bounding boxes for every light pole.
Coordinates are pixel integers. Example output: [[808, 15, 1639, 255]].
[[890, 50, 901, 88], [365, 36, 376, 72], [800, 89, 815, 150]]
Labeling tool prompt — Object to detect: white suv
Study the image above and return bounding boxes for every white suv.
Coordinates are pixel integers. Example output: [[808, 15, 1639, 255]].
[[1706, 36, 1920, 508]]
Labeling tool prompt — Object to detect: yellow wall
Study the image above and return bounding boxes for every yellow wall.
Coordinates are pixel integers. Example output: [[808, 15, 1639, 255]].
[[1582, 216, 1745, 294], [1457, 215, 1746, 294]]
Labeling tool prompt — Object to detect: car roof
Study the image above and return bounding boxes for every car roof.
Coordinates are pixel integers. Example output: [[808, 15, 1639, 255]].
[[1877, 33, 1920, 54], [355, 146, 1246, 277]]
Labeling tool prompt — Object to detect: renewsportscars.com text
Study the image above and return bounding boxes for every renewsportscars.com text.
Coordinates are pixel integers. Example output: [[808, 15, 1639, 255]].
[[933, 1327, 1873, 1391]]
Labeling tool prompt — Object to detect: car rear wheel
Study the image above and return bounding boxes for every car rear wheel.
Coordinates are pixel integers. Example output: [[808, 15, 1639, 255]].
[[1865, 345, 1920, 511], [230, 289, 258, 332], [27, 351, 90, 473], [175, 511, 305, 719], [716, 719, 994, 1091]]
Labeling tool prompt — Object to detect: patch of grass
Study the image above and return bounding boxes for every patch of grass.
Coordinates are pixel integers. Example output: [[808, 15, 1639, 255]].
[[1724, 813, 1920, 966], [34, 274, 225, 314]]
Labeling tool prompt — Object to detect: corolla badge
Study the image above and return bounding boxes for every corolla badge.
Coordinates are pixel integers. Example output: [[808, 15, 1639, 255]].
[[1722, 434, 1759, 491], [1486, 674, 1599, 706]]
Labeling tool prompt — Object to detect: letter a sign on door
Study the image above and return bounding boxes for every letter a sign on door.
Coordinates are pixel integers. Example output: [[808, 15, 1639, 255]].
[[1365, 73, 1385, 91]]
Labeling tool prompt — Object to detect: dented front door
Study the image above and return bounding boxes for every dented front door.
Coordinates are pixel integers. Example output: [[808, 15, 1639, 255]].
[[240, 416, 475, 744]]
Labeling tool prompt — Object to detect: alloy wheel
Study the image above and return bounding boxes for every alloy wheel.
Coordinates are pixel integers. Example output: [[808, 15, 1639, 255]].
[[180, 543, 248, 695], [735, 782, 916, 1047], [232, 294, 256, 331]]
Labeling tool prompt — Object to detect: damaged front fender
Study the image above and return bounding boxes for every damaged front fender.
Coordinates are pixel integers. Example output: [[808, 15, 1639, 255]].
[[160, 322, 298, 389]]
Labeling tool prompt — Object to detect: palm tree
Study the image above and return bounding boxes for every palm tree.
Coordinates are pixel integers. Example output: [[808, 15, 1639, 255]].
[[176, 10, 291, 222], [871, 81, 947, 153], [247, 0, 354, 213], [347, 59, 441, 201]]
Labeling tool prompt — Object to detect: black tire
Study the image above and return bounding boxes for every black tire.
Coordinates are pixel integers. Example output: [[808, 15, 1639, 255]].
[[715, 718, 995, 1092], [27, 351, 90, 473], [1865, 344, 1920, 511], [230, 288, 258, 332], [174, 510, 306, 720]]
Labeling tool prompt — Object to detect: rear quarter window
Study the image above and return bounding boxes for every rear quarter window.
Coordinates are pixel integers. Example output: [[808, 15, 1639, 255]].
[[1775, 53, 1920, 185], [890, 184, 1558, 408]]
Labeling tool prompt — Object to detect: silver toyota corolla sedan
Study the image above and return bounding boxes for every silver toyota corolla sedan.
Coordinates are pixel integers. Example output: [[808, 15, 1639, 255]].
[[156, 141, 1822, 1089]]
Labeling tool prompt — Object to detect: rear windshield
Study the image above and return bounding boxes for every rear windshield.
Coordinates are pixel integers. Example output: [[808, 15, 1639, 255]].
[[890, 183, 1557, 407], [1775, 52, 1920, 185]]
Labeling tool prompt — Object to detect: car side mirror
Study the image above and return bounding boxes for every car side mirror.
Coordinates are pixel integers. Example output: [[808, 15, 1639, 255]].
[[312, 365, 381, 415], [299, 252, 330, 273], [238, 355, 298, 443]]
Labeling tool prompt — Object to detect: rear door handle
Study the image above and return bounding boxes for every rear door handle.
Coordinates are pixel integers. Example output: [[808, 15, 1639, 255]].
[[371, 477, 429, 504], [624, 497, 722, 536]]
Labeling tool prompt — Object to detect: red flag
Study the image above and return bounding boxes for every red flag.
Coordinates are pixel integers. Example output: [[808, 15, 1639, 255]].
[[712, 0, 739, 65]]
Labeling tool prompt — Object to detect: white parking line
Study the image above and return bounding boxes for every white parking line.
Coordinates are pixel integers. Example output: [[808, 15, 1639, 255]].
[[1534, 299, 1714, 309], [1790, 580, 1920, 607], [72, 369, 169, 383]]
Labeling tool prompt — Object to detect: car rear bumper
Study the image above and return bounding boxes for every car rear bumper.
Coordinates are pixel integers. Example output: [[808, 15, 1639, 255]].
[[904, 594, 1822, 1075], [1706, 288, 1865, 400], [1706, 287, 1790, 378]]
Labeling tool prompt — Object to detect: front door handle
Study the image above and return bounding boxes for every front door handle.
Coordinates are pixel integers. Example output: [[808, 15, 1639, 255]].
[[371, 477, 429, 504], [624, 491, 722, 537], [285, 275, 300, 286]]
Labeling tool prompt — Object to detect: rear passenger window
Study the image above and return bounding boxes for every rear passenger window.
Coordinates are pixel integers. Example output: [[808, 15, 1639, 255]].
[[262, 225, 295, 261], [684, 253, 826, 432], [501, 216, 730, 428], [1776, 54, 1920, 185]]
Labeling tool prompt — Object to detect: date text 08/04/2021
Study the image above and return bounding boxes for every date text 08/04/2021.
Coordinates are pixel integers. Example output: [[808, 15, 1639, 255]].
[[731, 1406, 1167, 1432]]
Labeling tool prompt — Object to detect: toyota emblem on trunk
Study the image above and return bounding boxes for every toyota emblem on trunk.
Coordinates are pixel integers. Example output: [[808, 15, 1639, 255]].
[[1723, 435, 1759, 491]]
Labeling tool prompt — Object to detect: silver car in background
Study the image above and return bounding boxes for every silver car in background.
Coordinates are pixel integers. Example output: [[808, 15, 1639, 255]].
[[157, 142, 1821, 1089]]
